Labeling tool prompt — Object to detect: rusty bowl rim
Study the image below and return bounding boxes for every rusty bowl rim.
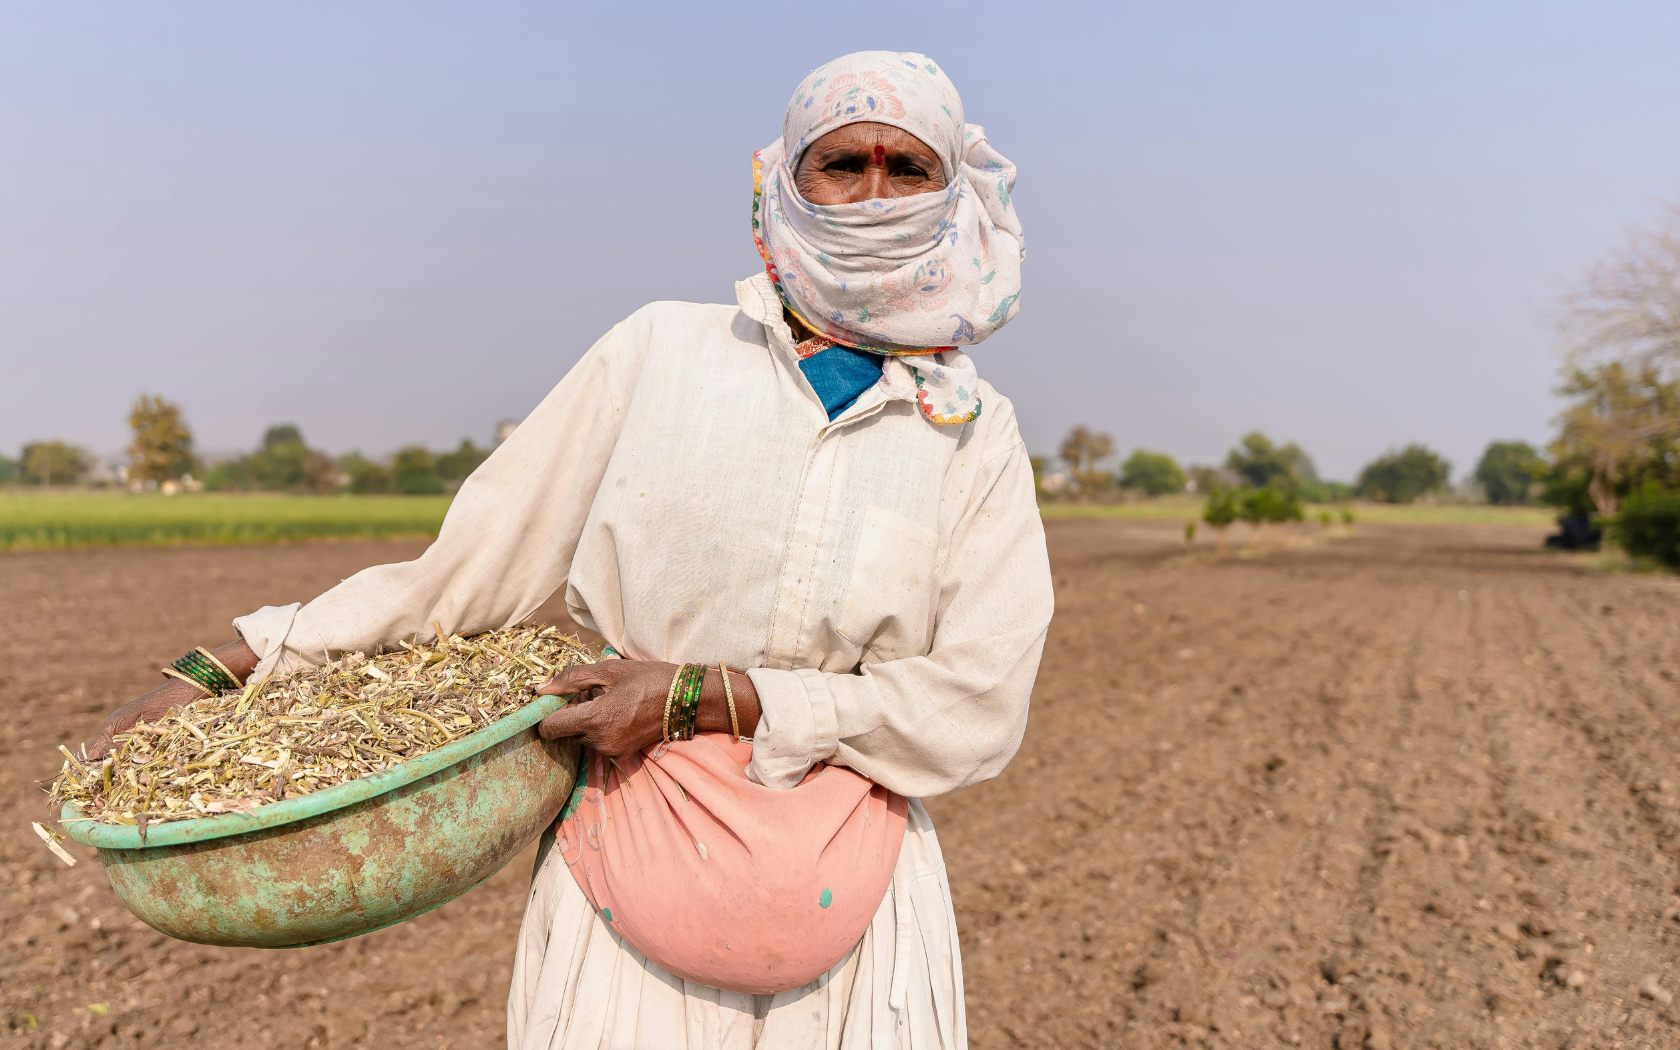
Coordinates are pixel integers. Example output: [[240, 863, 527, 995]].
[[61, 691, 574, 852]]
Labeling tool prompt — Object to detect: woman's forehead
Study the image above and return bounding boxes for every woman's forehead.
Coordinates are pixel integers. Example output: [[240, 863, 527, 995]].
[[805, 123, 939, 156], [782, 51, 965, 172]]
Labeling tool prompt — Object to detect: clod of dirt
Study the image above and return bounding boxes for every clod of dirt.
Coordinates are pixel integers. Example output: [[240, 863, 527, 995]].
[[1566, 969, 1586, 990], [1495, 921, 1523, 942], [1637, 974, 1672, 1004], [1332, 1018, 1368, 1048], [1408, 822, 1444, 852], [1366, 1026, 1394, 1050], [1320, 951, 1350, 984]]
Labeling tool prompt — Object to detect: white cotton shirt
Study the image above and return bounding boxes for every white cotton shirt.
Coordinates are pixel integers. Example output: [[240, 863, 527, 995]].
[[232, 271, 1054, 1047]]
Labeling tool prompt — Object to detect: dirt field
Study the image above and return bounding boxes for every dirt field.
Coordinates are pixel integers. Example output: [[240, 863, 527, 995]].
[[5, 521, 1679, 1049]]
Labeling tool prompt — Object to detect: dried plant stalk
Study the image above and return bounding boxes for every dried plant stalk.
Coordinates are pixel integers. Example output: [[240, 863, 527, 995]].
[[49, 626, 594, 828]]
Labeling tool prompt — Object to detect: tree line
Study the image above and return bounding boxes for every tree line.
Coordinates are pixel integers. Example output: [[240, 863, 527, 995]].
[[0, 396, 499, 496], [1036, 426, 1470, 506]]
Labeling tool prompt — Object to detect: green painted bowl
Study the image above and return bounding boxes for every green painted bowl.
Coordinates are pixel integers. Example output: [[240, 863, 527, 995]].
[[61, 693, 580, 949]]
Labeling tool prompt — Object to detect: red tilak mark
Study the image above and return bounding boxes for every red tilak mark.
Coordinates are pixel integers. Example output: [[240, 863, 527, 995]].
[[872, 144, 886, 164]]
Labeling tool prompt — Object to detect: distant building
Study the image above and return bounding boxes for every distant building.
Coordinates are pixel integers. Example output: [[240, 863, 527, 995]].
[[84, 458, 124, 486], [494, 419, 522, 445], [1040, 472, 1068, 494]]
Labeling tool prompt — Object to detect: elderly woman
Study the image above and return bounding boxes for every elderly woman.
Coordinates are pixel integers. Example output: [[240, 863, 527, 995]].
[[90, 51, 1052, 1048]]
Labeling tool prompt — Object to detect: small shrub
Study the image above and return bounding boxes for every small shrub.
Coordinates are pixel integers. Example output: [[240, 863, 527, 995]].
[[1121, 450, 1186, 496], [1612, 483, 1680, 569], [1241, 486, 1302, 530], [1202, 488, 1241, 550], [1203, 489, 1240, 529], [1270, 489, 1305, 524]]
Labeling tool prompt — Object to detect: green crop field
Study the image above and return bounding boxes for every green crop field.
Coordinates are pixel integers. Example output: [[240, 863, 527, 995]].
[[1039, 497, 1558, 528], [0, 491, 453, 550], [0, 490, 1561, 553]]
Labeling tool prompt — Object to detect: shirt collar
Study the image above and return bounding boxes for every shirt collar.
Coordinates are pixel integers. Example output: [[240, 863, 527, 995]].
[[736, 272, 918, 416], [735, 273, 789, 348]]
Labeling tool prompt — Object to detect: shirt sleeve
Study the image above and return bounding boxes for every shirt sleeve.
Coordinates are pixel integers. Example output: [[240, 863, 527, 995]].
[[233, 319, 641, 678], [743, 431, 1054, 798]]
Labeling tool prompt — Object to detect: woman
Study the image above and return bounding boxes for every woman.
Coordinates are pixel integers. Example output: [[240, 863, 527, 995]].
[[89, 51, 1053, 1048]]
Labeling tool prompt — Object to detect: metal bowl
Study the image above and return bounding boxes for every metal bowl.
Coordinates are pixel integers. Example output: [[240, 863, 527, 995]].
[[61, 694, 579, 949]]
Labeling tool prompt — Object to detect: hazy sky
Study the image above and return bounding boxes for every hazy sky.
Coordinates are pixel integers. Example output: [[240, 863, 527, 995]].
[[4, 2, 1679, 481]]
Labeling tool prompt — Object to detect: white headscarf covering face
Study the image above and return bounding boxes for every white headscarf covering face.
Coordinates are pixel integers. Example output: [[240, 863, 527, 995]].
[[753, 51, 1024, 424]]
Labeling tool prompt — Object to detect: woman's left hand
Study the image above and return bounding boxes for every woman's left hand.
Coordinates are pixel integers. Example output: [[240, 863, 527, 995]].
[[535, 657, 761, 755], [535, 660, 676, 755]]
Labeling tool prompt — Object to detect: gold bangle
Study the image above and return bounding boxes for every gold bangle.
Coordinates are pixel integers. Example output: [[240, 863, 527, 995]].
[[653, 664, 684, 758], [718, 662, 742, 742], [159, 666, 214, 698], [195, 647, 242, 690]]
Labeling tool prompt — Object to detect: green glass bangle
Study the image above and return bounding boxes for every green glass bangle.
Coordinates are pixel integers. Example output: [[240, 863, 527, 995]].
[[178, 660, 231, 694], [171, 658, 221, 694], [182, 658, 226, 692], [690, 663, 705, 737], [678, 663, 704, 740], [172, 650, 239, 694]]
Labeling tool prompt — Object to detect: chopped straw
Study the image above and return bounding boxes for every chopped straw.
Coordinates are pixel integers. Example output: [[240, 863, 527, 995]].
[[32, 821, 78, 867], [48, 626, 594, 828]]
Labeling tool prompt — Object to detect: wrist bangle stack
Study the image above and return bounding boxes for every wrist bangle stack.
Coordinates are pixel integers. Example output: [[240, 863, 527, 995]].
[[160, 647, 241, 698], [654, 662, 706, 758]]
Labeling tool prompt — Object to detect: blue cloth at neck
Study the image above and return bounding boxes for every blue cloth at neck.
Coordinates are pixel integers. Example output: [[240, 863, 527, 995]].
[[798, 344, 885, 420]]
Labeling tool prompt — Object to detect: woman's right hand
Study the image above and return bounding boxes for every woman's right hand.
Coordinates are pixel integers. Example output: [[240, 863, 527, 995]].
[[84, 640, 260, 760]]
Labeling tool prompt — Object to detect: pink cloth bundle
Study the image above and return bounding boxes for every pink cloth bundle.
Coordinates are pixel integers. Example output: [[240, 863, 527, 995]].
[[556, 731, 907, 994]]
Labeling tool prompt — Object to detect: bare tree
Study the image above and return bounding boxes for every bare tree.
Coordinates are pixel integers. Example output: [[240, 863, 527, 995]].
[[1551, 205, 1680, 515], [1561, 205, 1680, 378]]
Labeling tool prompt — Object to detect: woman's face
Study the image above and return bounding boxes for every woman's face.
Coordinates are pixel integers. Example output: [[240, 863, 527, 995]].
[[794, 122, 946, 205]]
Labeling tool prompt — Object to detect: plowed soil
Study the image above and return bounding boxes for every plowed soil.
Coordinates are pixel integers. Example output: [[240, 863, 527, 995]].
[[4, 521, 1679, 1049]]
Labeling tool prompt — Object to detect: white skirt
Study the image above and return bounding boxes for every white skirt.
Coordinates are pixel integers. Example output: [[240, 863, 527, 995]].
[[507, 799, 966, 1050]]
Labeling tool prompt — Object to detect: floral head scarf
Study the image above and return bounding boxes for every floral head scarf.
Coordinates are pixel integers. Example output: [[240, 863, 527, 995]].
[[753, 51, 1024, 424]]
